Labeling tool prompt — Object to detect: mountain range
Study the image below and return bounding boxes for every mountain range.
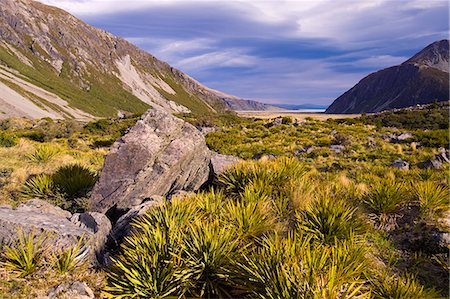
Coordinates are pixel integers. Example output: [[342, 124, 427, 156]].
[[326, 40, 449, 114], [0, 0, 275, 120]]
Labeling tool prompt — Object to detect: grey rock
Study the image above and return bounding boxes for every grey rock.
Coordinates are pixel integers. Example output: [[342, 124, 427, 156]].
[[0, 205, 86, 248], [396, 132, 413, 141], [329, 129, 337, 135], [0, 204, 109, 264], [329, 145, 345, 154], [45, 281, 94, 299], [198, 127, 216, 135], [210, 153, 240, 177], [70, 212, 111, 259], [90, 108, 211, 213], [269, 118, 283, 127], [418, 149, 449, 169], [391, 159, 409, 170], [111, 197, 163, 243], [293, 148, 305, 156], [418, 158, 443, 170], [18, 199, 71, 219]]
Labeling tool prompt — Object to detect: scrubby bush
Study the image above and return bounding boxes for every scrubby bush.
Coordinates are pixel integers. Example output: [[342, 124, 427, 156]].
[[0, 131, 17, 147]]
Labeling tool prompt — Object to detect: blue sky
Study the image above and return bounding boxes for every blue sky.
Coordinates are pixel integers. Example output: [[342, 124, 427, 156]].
[[41, 0, 449, 105]]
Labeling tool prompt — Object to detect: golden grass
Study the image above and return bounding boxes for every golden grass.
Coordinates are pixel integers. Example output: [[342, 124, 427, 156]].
[[0, 138, 106, 205]]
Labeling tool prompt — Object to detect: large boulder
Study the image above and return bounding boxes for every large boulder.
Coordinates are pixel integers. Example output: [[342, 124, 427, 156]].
[[0, 202, 111, 264], [90, 108, 211, 214]]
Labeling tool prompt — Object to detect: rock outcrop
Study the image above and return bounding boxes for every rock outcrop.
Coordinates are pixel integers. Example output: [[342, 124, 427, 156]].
[[90, 108, 211, 214], [0, 200, 111, 263]]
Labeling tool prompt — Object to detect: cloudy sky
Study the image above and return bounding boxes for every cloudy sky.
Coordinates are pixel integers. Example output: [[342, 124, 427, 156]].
[[41, 0, 448, 106]]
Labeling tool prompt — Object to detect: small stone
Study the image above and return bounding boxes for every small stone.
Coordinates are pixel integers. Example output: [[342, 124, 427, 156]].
[[391, 159, 409, 170]]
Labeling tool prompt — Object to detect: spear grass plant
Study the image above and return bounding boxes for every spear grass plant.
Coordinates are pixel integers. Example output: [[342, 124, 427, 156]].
[[22, 174, 55, 198], [27, 144, 61, 162], [1, 229, 50, 277], [297, 194, 363, 244], [52, 236, 89, 274], [412, 181, 449, 218], [370, 273, 441, 299]]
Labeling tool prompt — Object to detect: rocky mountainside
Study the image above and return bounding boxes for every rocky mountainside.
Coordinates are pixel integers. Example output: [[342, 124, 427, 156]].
[[326, 40, 449, 114], [0, 0, 269, 119]]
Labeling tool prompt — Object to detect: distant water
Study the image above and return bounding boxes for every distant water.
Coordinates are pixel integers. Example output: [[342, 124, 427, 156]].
[[283, 109, 326, 113]]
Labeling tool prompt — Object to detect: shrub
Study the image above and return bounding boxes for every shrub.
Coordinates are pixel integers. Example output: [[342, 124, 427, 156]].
[[52, 164, 97, 198], [22, 174, 55, 199], [1, 230, 49, 277], [0, 131, 17, 147], [28, 144, 60, 162], [412, 181, 449, 218]]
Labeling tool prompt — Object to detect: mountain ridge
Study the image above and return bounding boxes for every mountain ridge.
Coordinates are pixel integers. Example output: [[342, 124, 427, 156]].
[[326, 40, 449, 114], [0, 0, 270, 119]]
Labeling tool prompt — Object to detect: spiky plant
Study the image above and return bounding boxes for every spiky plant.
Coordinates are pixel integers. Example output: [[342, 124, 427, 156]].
[[297, 195, 363, 244], [1, 230, 49, 277], [238, 233, 370, 299], [177, 220, 241, 298], [52, 164, 97, 198], [223, 199, 273, 240], [363, 178, 408, 230], [191, 189, 225, 220], [22, 174, 55, 198], [104, 225, 182, 299], [52, 236, 88, 274], [370, 273, 440, 299], [412, 181, 449, 218], [27, 144, 60, 162]]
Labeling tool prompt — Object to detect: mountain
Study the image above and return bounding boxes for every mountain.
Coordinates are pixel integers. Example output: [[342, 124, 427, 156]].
[[0, 0, 269, 120], [326, 40, 449, 114]]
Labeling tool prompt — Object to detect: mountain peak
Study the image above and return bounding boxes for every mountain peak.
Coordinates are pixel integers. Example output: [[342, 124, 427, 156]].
[[326, 40, 449, 114], [404, 39, 449, 73]]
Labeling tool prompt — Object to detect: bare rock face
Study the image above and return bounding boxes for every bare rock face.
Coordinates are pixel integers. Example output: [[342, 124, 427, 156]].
[[0, 203, 111, 264], [90, 108, 211, 213]]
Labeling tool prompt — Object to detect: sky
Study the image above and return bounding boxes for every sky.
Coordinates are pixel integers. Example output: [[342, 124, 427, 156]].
[[40, 0, 449, 106]]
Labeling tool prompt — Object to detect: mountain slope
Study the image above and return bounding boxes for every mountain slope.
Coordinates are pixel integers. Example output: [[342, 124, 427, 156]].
[[326, 40, 449, 114], [0, 0, 268, 119]]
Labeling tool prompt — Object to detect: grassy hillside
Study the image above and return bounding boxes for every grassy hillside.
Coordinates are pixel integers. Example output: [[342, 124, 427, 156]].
[[0, 110, 448, 298], [0, 45, 151, 117]]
